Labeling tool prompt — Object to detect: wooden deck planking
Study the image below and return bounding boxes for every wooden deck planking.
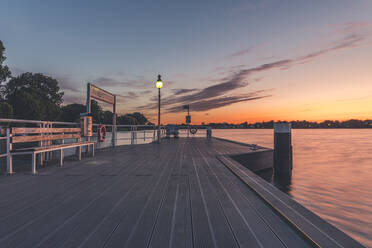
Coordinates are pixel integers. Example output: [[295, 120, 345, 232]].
[[195, 139, 313, 247], [0, 137, 361, 248], [191, 140, 288, 247]]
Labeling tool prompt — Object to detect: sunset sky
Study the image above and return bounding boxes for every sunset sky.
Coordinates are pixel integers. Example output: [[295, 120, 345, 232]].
[[1, 0, 372, 124]]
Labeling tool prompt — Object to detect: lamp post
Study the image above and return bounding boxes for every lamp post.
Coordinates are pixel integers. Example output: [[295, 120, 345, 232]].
[[155, 75, 163, 143]]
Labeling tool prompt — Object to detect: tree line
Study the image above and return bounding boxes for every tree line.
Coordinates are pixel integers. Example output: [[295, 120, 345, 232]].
[[0, 40, 151, 125], [207, 120, 372, 129]]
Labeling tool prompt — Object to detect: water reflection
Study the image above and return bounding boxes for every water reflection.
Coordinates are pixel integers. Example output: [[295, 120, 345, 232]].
[[213, 129, 372, 247], [256, 168, 293, 194]]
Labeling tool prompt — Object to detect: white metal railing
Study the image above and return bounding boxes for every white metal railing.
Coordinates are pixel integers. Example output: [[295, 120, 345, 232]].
[[0, 118, 213, 173], [0, 118, 167, 172]]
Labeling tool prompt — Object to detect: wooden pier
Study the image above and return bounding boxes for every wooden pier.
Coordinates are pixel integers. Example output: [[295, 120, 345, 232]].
[[0, 138, 364, 247]]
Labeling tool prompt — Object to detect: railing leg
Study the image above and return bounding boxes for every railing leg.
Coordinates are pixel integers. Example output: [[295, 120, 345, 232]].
[[60, 149, 64, 166], [32, 153, 37, 174], [6, 128, 13, 174], [92, 143, 95, 157], [78, 146, 82, 160], [131, 127, 134, 145]]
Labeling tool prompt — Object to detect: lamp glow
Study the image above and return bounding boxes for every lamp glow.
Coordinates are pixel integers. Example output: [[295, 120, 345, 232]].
[[156, 80, 163, 89], [156, 74, 163, 89]]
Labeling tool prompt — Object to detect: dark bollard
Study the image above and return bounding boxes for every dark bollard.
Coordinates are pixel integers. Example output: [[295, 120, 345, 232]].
[[274, 123, 293, 176]]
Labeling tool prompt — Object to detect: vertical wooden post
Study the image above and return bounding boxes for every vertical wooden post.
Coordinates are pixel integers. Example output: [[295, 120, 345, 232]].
[[274, 123, 293, 176]]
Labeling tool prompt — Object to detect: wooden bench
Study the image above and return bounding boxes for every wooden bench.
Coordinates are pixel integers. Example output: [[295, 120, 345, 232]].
[[6, 127, 95, 174]]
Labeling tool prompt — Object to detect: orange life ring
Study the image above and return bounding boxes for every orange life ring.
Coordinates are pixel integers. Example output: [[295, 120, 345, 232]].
[[190, 128, 198, 134], [98, 124, 106, 142]]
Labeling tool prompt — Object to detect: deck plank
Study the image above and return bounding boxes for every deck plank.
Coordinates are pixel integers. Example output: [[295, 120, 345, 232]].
[[0, 137, 362, 248]]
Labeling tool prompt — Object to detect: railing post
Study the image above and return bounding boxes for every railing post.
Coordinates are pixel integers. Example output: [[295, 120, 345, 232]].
[[112, 124, 116, 147], [39, 123, 44, 165], [6, 128, 13, 174], [131, 126, 134, 145], [206, 126, 212, 138], [135, 126, 138, 144]]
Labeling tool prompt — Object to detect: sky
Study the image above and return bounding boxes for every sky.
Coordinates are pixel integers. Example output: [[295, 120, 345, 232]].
[[1, 0, 372, 124]]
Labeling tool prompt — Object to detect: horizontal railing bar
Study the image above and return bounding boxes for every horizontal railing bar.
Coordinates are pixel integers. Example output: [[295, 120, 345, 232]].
[[0, 118, 77, 125]]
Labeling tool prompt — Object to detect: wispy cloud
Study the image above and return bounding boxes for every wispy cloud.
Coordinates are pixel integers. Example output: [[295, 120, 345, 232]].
[[92, 76, 152, 89], [333, 21, 372, 34], [171, 88, 199, 95], [166, 91, 271, 113], [224, 46, 257, 59], [55, 75, 84, 92], [139, 26, 370, 113]]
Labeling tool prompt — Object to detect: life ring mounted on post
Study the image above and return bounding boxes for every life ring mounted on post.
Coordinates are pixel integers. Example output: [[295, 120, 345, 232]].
[[189, 127, 198, 135], [98, 124, 106, 142]]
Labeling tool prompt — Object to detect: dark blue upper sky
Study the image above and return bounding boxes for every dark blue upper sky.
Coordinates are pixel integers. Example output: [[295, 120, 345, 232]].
[[1, 0, 372, 123]]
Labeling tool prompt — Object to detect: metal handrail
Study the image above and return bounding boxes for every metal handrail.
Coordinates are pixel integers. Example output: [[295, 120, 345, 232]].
[[0, 118, 169, 173], [0, 118, 78, 125]]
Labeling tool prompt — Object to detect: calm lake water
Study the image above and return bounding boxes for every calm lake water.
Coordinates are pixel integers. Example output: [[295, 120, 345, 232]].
[[213, 129, 372, 247]]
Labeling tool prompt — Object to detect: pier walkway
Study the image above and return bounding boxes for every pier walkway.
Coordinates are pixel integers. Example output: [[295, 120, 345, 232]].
[[0, 138, 364, 247]]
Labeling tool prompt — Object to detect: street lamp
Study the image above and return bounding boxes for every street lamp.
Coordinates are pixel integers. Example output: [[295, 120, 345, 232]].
[[156, 74, 163, 143]]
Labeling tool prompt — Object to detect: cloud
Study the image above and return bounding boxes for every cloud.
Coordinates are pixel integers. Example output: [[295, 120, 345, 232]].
[[171, 88, 199, 95], [298, 33, 366, 62], [166, 92, 271, 113], [55, 75, 83, 92], [140, 90, 152, 94], [336, 95, 372, 102], [117, 91, 139, 100], [139, 30, 369, 113], [334, 22, 372, 34], [92, 76, 152, 89], [225, 46, 257, 59]]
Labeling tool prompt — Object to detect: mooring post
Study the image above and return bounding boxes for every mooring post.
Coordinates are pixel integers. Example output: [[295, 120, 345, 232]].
[[274, 123, 292, 176]]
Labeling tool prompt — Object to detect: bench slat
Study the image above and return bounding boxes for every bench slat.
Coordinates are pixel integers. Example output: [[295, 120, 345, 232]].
[[12, 127, 81, 134], [12, 134, 81, 143], [12, 141, 94, 152]]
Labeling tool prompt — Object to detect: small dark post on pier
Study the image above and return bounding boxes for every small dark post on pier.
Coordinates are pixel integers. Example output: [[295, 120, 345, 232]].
[[274, 123, 293, 176]]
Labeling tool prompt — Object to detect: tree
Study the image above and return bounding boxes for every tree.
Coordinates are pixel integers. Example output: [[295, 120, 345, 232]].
[[102, 110, 113, 124], [127, 112, 148, 125], [0, 40, 11, 98], [90, 100, 104, 123], [4, 72, 64, 120], [117, 114, 138, 125], [60, 103, 86, 122], [0, 101, 13, 118]]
